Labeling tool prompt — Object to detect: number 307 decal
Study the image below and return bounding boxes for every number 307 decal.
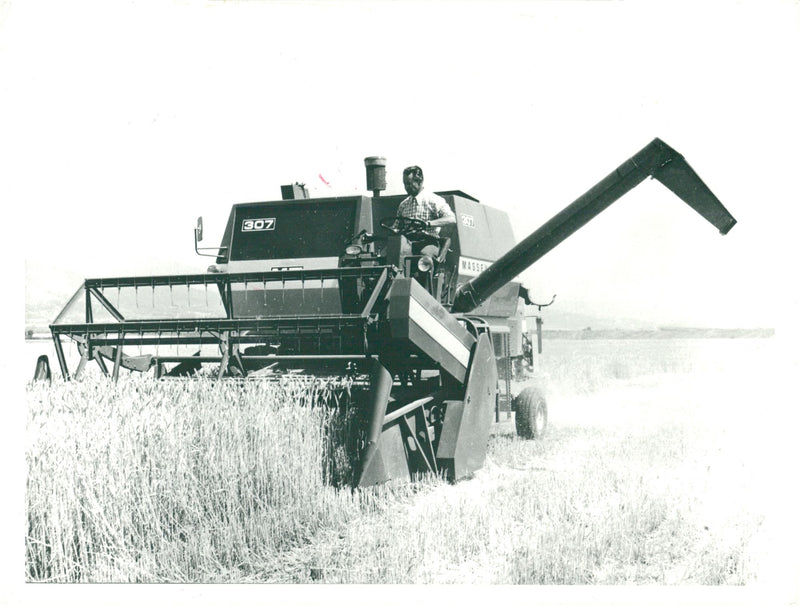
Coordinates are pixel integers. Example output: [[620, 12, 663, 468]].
[[242, 218, 276, 232]]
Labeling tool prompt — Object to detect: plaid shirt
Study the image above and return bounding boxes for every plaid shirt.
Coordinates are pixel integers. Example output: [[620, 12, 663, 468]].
[[396, 190, 455, 237]]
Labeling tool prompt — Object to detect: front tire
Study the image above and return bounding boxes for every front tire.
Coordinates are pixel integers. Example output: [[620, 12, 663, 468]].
[[514, 386, 547, 440]]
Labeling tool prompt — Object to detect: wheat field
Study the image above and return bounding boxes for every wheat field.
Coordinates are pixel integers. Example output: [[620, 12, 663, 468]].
[[24, 337, 790, 585]]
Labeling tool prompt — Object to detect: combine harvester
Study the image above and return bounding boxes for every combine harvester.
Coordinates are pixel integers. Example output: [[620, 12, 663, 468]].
[[47, 138, 736, 487]]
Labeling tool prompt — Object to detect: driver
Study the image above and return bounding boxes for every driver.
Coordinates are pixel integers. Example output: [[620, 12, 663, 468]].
[[396, 165, 456, 257]]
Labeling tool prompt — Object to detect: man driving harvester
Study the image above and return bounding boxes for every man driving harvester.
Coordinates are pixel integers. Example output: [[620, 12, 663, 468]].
[[395, 165, 456, 258]]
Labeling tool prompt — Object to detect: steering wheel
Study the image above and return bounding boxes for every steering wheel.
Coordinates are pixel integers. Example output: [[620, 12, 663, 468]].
[[379, 216, 429, 237]]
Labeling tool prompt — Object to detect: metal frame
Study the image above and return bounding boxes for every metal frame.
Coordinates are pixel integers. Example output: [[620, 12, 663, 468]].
[[50, 266, 394, 380]]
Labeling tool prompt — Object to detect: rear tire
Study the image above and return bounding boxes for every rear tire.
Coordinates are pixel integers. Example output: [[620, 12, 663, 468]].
[[514, 387, 547, 440]]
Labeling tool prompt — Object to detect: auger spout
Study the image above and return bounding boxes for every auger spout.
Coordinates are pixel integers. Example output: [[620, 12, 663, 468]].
[[451, 138, 737, 314]]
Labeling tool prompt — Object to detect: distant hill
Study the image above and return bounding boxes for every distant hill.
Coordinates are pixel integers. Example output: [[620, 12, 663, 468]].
[[542, 327, 775, 340], [531, 308, 658, 331], [526, 308, 774, 336]]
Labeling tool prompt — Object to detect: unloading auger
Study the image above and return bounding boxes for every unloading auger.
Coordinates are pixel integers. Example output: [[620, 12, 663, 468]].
[[47, 138, 736, 487]]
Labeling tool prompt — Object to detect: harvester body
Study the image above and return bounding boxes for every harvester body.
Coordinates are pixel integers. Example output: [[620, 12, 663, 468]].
[[48, 138, 737, 487], [210, 188, 526, 342]]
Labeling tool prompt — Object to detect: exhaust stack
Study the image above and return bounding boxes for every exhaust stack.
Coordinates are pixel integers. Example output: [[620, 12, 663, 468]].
[[364, 156, 387, 197], [451, 138, 737, 314]]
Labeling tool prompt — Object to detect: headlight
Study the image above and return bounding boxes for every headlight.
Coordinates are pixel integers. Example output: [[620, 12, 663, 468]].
[[417, 255, 434, 272], [345, 245, 362, 255]]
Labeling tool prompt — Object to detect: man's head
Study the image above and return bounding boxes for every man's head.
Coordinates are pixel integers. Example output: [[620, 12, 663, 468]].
[[402, 166, 424, 197]]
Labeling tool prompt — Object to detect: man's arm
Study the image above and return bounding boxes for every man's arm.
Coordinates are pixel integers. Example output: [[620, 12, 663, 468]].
[[427, 196, 456, 228], [427, 216, 455, 228]]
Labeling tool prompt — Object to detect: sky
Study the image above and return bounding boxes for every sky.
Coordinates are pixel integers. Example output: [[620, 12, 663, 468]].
[[4, 0, 800, 330]]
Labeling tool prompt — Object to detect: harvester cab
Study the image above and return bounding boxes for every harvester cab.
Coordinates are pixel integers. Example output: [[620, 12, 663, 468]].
[[340, 215, 446, 300], [47, 138, 737, 488]]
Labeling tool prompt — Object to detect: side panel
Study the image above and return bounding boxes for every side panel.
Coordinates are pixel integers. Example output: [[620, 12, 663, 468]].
[[468, 281, 520, 318], [436, 333, 497, 481], [386, 278, 476, 383], [214, 195, 372, 315], [447, 196, 520, 316], [451, 197, 517, 262], [229, 197, 367, 261]]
